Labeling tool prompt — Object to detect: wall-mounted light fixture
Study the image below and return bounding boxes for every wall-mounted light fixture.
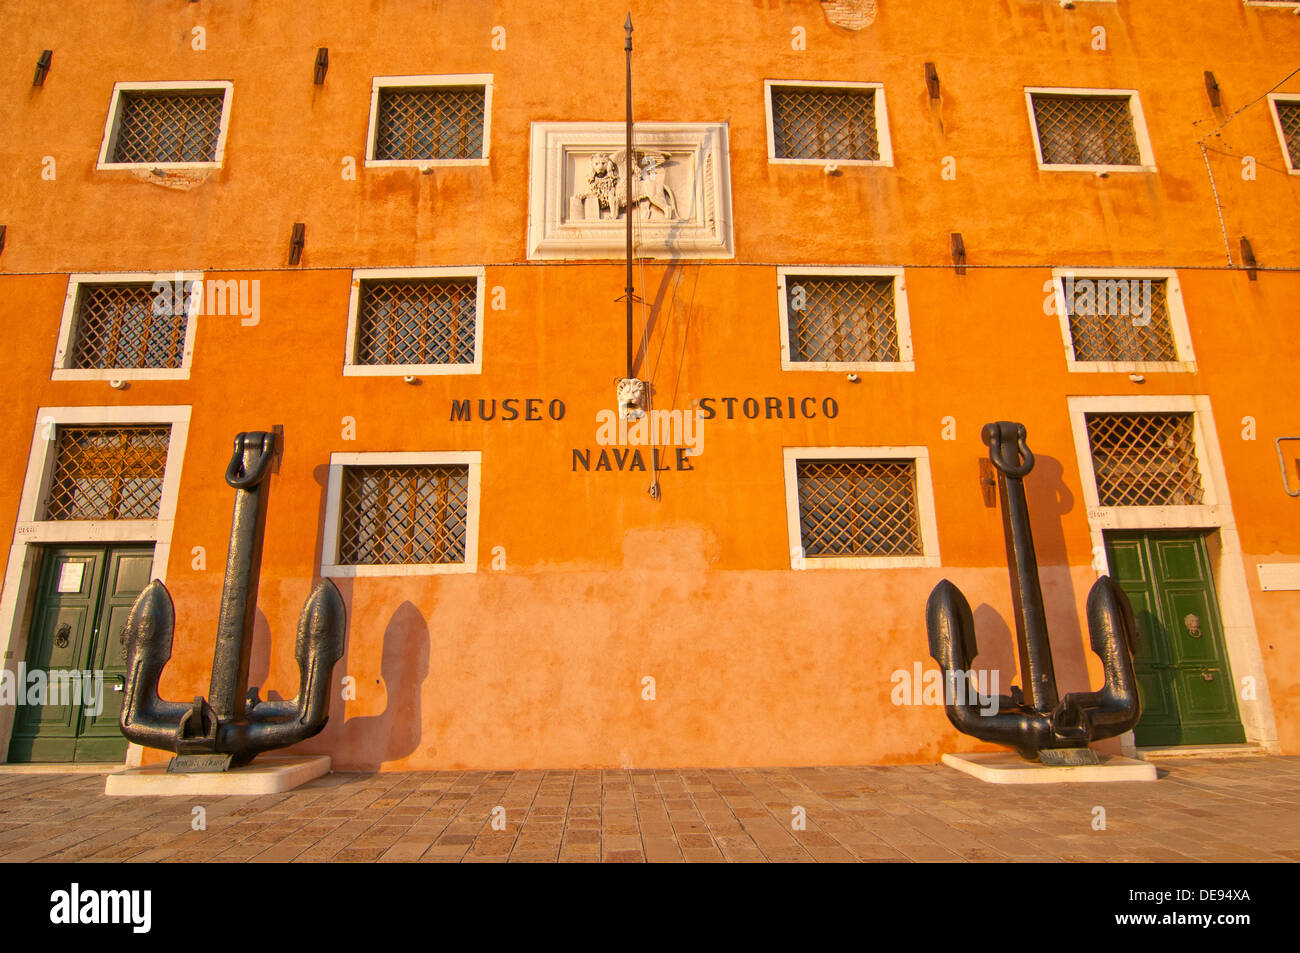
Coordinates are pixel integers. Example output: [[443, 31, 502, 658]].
[[314, 48, 329, 85], [925, 62, 940, 101], [289, 222, 306, 266], [0, 225, 6, 256], [33, 50, 52, 87]]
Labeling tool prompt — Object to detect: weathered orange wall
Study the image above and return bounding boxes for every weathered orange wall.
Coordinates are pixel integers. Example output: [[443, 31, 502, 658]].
[[1, 1, 1298, 768]]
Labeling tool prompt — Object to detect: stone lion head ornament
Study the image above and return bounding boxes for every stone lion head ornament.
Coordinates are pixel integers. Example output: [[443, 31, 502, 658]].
[[588, 153, 618, 185]]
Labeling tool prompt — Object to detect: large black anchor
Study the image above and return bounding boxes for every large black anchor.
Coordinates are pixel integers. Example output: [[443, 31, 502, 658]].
[[925, 422, 1141, 763], [120, 432, 347, 770]]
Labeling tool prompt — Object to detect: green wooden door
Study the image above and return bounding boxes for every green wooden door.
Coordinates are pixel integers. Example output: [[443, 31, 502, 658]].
[[6, 544, 153, 763], [1104, 531, 1244, 747]]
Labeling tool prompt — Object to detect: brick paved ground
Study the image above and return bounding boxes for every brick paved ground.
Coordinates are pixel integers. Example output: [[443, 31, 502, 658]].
[[0, 756, 1297, 862]]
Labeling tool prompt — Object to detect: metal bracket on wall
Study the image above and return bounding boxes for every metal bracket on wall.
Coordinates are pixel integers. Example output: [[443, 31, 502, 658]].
[[978, 458, 997, 507], [288, 222, 306, 265], [1276, 437, 1300, 497]]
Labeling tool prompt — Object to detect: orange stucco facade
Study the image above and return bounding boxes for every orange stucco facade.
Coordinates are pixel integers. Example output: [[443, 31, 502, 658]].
[[1, 1, 1298, 770]]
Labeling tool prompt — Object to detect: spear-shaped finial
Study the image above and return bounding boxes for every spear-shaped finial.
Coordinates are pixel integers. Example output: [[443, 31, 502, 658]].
[[623, 11, 635, 378]]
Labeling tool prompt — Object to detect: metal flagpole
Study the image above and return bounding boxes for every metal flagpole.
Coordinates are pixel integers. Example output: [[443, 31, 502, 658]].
[[624, 13, 634, 379]]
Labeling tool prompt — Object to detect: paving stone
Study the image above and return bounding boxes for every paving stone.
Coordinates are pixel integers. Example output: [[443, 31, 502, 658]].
[[0, 756, 1295, 863]]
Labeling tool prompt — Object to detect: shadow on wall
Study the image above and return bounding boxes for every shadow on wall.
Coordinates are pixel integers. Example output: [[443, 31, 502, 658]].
[[247, 608, 281, 703], [969, 603, 1017, 691], [329, 598, 431, 771], [963, 454, 1095, 697], [1025, 453, 1094, 695], [312, 463, 331, 577]]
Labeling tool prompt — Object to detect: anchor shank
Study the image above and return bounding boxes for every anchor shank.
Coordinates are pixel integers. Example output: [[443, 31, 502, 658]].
[[208, 433, 274, 720], [999, 463, 1060, 714]]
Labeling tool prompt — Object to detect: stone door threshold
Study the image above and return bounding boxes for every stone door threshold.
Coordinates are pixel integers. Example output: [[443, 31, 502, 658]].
[[0, 763, 125, 774], [1136, 743, 1269, 759]]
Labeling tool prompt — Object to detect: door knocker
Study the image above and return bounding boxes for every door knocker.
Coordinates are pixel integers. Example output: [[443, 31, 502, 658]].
[[1184, 613, 1202, 639]]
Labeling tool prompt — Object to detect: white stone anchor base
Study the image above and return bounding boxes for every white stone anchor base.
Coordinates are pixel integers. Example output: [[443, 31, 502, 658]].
[[942, 751, 1157, 784], [105, 755, 331, 796]]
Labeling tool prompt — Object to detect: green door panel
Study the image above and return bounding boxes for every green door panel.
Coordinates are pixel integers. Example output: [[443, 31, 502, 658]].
[[7, 545, 152, 763], [1104, 531, 1245, 747], [7, 549, 106, 762], [75, 547, 153, 761]]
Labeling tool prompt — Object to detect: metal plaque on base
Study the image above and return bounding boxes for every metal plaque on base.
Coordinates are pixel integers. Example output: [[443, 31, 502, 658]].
[[167, 753, 233, 774], [1038, 747, 1101, 767]]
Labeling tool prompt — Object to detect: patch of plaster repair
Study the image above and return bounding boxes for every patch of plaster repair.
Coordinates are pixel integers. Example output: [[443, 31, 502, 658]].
[[621, 525, 719, 574], [820, 0, 877, 30], [127, 167, 212, 191]]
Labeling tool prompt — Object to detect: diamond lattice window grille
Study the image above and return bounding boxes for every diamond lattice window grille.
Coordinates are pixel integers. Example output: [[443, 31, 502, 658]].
[[374, 87, 486, 160], [338, 465, 469, 565], [786, 275, 899, 362], [355, 279, 477, 366], [771, 86, 880, 160], [43, 426, 170, 521], [1065, 277, 1177, 363], [1277, 100, 1300, 168], [1086, 412, 1205, 506], [797, 459, 921, 556], [70, 283, 191, 370], [111, 90, 224, 164], [1032, 94, 1141, 166]]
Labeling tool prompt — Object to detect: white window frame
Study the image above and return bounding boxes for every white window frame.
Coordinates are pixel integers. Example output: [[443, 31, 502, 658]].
[[1068, 396, 1225, 530], [364, 74, 493, 169], [1050, 267, 1196, 373], [53, 272, 202, 382], [0, 405, 190, 767], [1266, 93, 1300, 175], [764, 80, 894, 167], [343, 267, 485, 377], [782, 446, 940, 570], [1024, 87, 1156, 173], [1065, 394, 1279, 755], [1244, 1, 1300, 10], [96, 81, 233, 171], [776, 266, 913, 372], [321, 451, 481, 577]]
